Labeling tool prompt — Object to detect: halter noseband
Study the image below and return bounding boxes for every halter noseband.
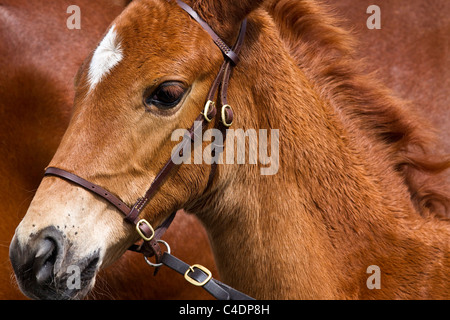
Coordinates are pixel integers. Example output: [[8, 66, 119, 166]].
[[43, 0, 252, 300]]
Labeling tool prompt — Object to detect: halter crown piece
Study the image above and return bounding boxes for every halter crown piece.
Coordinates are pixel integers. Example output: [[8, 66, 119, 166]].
[[43, 0, 253, 300]]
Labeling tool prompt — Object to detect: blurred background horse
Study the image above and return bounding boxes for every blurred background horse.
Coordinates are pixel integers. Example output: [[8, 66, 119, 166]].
[[333, 0, 450, 217]]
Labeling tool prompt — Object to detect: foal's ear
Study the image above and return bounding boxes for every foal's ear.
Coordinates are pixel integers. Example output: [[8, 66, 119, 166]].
[[190, 0, 264, 42]]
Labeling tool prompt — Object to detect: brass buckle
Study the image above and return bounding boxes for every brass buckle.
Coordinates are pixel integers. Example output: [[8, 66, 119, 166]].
[[136, 219, 155, 241], [184, 264, 212, 287], [202, 100, 215, 122], [220, 104, 233, 127]]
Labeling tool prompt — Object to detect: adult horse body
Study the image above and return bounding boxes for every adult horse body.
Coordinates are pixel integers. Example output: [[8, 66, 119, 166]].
[[9, 0, 450, 299], [1, 0, 215, 299]]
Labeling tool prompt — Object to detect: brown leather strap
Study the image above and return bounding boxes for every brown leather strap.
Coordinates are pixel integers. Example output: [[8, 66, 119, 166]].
[[206, 19, 247, 187], [44, 167, 177, 265], [176, 0, 240, 65], [44, 167, 153, 239], [128, 210, 177, 275], [45, 167, 131, 217], [161, 252, 254, 300], [220, 19, 247, 107]]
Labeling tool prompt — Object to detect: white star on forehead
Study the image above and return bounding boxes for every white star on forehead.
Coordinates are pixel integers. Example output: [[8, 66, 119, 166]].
[[87, 25, 123, 92]]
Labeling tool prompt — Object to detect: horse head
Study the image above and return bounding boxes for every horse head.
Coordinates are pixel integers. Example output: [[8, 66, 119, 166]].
[[10, 0, 263, 299]]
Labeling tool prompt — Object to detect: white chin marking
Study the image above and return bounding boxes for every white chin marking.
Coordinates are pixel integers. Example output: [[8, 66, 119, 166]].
[[88, 25, 123, 92]]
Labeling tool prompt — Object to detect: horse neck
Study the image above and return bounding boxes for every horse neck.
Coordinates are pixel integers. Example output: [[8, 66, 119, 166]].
[[193, 12, 450, 299]]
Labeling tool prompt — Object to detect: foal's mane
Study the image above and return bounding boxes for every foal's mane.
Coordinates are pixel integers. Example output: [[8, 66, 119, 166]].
[[266, 0, 450, 218]]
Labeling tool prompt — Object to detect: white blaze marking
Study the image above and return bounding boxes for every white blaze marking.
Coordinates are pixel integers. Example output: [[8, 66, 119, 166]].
[[88, 25, 123, 91]]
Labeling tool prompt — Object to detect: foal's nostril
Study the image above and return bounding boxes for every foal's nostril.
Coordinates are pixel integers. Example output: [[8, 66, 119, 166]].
[[10, 226, 98, 299], [9, 226, 64, 294], [34, 238, 58, 284]]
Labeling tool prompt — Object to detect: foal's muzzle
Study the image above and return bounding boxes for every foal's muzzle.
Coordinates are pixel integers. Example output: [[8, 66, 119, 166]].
[[9, 226, 99, 299]]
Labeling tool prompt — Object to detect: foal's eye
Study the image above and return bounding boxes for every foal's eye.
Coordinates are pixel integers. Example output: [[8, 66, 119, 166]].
[[144, 82, 187, 110]]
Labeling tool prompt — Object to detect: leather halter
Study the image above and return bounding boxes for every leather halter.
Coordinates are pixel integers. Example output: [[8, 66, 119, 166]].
[[43, 1, 252, 300]]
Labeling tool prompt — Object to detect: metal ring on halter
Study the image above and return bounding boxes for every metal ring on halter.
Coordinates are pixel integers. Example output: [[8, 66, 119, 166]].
[[144, 240, 171, 268]]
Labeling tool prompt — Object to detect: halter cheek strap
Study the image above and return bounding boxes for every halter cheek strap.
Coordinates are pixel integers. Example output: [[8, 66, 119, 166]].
[[175, 0, 240, 65], [43, 0, 252, 300]]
